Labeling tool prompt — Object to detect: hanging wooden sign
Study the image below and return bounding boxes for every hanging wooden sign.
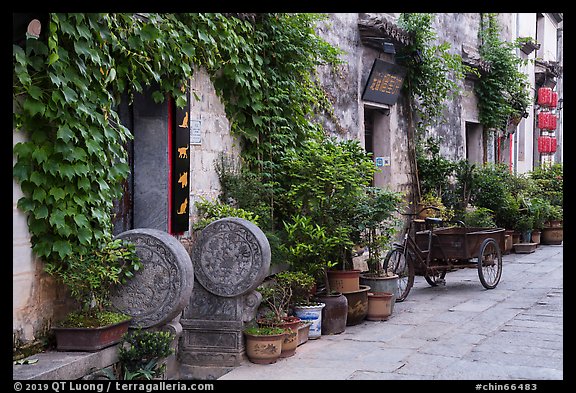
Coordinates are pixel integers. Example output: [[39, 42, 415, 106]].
[[362, 59, 407, 106], [171, 87, 191, 233]]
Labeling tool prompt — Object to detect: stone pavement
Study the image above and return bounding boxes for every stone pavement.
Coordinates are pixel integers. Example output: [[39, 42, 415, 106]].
[[219, 244, 563, 381]]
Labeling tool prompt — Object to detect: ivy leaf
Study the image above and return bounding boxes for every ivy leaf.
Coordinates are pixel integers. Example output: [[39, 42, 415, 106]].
[[77, 177, 91, 191], [62, 86, 78, 103], [32, 188, 47, 202], [73, 214, 89, 228], [49, 187, 66, 201], [56, 124, 75, 142], [52, 240, 72, 259], [23, 97, 45, 117], [77, 227, 92, 245], [32, 146, 50, 164], [34, 204, 49, 220], [27, 86, 43, 100]]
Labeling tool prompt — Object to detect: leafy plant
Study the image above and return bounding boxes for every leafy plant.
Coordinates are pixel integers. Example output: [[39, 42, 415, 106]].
[[279, 214, 352, 294], [352, 187, 404, 276], [243, 326, 285, 336], [529, 163, 563, 207], [192, 197, 260, 231], [418, 192, 454, 221], [118, 329, 174, 380], [546, 205, 563, 223], [475, 13, 532, 131], [44, 238, 141, 323], [397, 13, 475, 132], [279, 271, 316, 307], [463, 207, 496, 228]]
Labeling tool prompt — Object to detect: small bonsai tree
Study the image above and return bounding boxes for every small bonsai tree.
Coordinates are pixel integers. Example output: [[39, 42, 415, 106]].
[[45, 238, 142, 327]]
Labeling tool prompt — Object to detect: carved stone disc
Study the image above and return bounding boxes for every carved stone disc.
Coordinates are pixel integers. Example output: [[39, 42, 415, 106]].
[[110, 228, 194, 328], [191, 218, 271, 297]]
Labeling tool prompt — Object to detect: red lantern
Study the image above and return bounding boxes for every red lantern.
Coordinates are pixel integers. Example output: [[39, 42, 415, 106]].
[[538, 112, 557, 130], [538, 87, 553, 107], [538, 136, 551, 153], [550, 92, 558, 108], [550, 137, 557, 153]]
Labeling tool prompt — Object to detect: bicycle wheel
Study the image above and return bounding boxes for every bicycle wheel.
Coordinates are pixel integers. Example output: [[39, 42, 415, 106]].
[[477, 238, 502, 289], [383, 247, 414, 302], [424, 265, 447, 286]]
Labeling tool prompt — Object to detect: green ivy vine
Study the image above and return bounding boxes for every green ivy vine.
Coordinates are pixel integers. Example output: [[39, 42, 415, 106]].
[[475, 13, 532, 130], [13, 13, 342, 264], [397, 13, 475, 133]]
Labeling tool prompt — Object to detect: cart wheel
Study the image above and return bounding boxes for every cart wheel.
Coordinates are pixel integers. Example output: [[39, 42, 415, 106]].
[[383, 248, 414, 302], [477, 238, 502, 289], [424, 266, 447, 286]]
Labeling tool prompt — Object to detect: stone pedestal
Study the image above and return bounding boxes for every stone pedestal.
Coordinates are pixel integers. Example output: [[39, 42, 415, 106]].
[[179, 218, 271, 379]]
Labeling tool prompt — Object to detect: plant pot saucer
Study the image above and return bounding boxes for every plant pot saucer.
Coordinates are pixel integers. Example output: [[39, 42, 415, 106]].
[[513, 242, 538, 254]]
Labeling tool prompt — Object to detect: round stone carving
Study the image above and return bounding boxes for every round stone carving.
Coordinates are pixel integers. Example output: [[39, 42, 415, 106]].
[[192, 217, 271, 297], [110, 228, 194, 328]]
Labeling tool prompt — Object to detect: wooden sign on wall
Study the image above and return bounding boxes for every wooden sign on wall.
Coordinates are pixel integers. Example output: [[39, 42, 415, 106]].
[[171, 88, 191, 233], [362, 59, 407, 106]]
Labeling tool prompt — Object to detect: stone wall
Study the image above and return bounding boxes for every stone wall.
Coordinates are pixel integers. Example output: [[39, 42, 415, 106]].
[[187, 67, 241, 227]]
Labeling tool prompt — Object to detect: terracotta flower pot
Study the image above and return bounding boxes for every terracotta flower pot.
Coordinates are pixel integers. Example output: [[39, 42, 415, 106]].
[[366, 292, 394, 321], [327, 269, 361, 293], [244, 331, 285, 364], [258, 316, 301, 358]]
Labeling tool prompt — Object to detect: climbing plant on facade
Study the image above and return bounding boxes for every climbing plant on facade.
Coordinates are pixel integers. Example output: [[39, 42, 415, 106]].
[[395, 13, 474, 201], [13, 13, 343, 265], [475, 13, 532, 131], [397, 13, 474, 133]]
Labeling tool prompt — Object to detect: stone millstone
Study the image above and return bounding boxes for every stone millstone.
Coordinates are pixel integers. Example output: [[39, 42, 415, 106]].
[[110, 228, 194, 328], [191, 217, 270, 297]]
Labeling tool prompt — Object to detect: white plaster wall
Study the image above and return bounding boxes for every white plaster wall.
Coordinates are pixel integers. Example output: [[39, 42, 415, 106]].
[[13, 127, 72, 344]]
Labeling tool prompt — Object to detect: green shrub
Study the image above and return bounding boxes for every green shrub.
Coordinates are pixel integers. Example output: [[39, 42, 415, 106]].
[[463, 207, 496, 228], [118, 329, 174, 380]]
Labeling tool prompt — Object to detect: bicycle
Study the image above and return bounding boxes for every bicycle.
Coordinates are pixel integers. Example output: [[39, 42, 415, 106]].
[[382, 206, 446, 302]]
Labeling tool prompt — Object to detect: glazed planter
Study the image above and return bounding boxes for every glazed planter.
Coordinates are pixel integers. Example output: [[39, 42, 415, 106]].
[[292, 303, 325, 339], [366, 292, 394, 321], [359, 273, 398, 313], [244, 331, 285, 364], [53, 319, 131, 351], [327, 269, 361, 293], [314, 292, 347, 335], [541, 226, 563, 245], [342, 285, 370, 326]]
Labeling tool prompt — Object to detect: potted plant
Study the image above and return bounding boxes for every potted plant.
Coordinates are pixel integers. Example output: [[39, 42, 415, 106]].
[[256, 272, 302, 358], [117, 329, 175, 380], [280, 271, 325, 340], [279, 214, 349, 335], [242, 326, 286, 364], [355, 187, 403, 308], [541, 205, 563, 245], [45, 238, 142, 351]]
